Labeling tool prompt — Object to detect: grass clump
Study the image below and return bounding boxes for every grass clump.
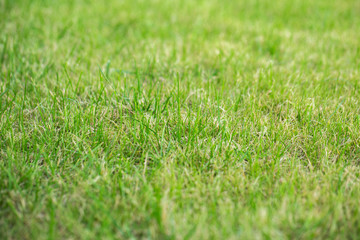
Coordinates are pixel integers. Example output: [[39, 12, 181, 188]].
[[1, 0, 360, 239]]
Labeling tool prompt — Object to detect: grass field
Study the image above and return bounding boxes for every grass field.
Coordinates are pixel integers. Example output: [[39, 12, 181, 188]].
[[1, 0, 360, 239]]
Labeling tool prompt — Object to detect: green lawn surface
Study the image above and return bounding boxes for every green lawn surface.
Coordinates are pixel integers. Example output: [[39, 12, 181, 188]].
[[1, 0, 360, 239]]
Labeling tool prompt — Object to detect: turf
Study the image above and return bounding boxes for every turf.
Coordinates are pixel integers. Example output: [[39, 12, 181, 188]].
[[1, 0, 360, 239]]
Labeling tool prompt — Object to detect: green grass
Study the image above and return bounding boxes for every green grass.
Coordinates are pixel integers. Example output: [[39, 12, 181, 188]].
[[1, 0, 360, 239]]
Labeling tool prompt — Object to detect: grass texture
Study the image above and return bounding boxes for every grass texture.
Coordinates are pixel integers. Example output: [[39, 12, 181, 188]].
[[1, 0, 360, 239]]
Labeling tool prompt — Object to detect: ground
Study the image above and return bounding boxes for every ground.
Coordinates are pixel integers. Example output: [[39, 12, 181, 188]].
[[1, 0, 360, 239]]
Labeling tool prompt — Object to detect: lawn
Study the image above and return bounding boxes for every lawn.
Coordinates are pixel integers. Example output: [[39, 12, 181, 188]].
[[1, 0, 360, 239]]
